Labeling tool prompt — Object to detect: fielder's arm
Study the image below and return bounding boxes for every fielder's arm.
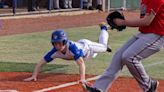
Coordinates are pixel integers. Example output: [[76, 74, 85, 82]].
[[24, 59, 47, 81], [114, 9, 156, 27], [76, 57, 86, 84]]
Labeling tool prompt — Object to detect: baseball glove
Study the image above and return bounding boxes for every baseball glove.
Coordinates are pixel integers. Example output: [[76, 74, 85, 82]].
[[106, 11, 126, 31]]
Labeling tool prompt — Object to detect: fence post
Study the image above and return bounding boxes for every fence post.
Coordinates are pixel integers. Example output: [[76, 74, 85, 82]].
[[12, 0, 17, 15], [102, 0, 105, 11], [108, 0, 111, 11], [123, 0, 126, 10]]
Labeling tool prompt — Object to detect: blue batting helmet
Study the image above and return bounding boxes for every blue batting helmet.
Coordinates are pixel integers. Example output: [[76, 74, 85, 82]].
[[51, 29, 68, 44]]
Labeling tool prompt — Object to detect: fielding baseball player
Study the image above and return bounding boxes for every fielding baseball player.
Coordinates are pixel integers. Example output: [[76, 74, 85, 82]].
[[84, 0, 164, 92], [24, 24, 111, 84]]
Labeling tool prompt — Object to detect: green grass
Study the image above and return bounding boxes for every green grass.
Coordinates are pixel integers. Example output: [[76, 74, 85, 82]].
[[0, 26, 164, 79], [0, 62, 67, 72]]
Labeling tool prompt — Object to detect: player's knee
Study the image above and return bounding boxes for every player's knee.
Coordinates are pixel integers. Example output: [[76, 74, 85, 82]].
[[121, 52, 132, 64]]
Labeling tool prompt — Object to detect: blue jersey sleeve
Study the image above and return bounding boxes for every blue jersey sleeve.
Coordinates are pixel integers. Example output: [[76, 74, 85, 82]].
[[69, 42, 84, 61], [44, 48, 57, 62]]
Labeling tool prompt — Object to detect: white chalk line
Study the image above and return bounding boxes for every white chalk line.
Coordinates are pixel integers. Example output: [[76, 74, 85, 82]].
[[0, 90, 18, 92], [33, 75, 101, 92], [34, 61, 163, 92]]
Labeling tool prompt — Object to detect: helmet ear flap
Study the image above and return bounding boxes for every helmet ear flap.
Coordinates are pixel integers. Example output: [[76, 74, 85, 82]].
[[51, 42, 54, 46]]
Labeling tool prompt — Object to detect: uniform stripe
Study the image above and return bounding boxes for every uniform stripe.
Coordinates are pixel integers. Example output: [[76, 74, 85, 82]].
[[130, 36, 162, 88]]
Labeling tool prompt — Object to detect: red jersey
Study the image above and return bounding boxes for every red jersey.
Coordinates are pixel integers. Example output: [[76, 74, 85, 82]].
[[139, 0, 164, 35]]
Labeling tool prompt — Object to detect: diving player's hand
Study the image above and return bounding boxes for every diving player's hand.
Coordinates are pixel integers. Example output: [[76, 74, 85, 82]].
[[24, 76, 37, 81], [79, 79, 87, 84], [79, 79, 93, 91], [79, 79, 93, 86]]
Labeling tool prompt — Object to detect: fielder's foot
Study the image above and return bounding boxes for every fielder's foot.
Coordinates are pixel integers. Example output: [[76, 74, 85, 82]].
[[83, 83, 102, 92], [99, 22, 109, 31], [146, 79, 159, 92]]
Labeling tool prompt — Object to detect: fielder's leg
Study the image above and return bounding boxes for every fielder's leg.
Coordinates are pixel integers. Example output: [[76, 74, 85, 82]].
[[92, 35, 139, 92], [122, 33, 164, 92]]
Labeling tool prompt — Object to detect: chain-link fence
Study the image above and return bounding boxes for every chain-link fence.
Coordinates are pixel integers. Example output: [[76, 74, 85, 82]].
[[0, 0, 140, 16], [0, 0, 83, 16], [106, 0, 140, 11]]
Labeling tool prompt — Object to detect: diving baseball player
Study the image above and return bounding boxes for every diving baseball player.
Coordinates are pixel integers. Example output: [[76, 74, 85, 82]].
[[24, 23, 111, 84]]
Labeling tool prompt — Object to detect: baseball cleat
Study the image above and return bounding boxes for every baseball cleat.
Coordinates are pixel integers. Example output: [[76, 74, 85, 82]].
[[106, 46, 112, 52], [82, 83, 102, 92], [146, 79, 159, 92], [99, 22, 110, 31]]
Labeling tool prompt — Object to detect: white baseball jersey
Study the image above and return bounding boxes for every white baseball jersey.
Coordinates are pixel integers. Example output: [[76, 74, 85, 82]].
[[44, 39, 107, 62], [44, 28, 109, 62]]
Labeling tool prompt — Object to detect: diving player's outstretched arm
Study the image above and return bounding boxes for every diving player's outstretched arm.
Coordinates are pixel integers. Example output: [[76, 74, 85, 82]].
[[24, 59, 47, 81], [76, 57, 86, 84]]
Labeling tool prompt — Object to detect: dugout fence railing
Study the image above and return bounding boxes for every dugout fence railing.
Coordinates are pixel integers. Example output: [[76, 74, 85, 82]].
[[0, 0, 140, 17], [0, 0, 84, 16]]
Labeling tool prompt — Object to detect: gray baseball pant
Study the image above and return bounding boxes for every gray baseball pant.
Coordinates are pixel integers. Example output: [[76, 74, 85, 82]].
[[93, 33, 164, 92]]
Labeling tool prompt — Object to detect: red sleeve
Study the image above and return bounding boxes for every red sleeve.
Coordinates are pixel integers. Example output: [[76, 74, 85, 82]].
[[141, 0, 149, 5], [146, 0, 163, 14]]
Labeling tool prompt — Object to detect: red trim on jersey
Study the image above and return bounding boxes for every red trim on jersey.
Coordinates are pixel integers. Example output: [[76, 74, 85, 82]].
[[139, 0, 164, 35]]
